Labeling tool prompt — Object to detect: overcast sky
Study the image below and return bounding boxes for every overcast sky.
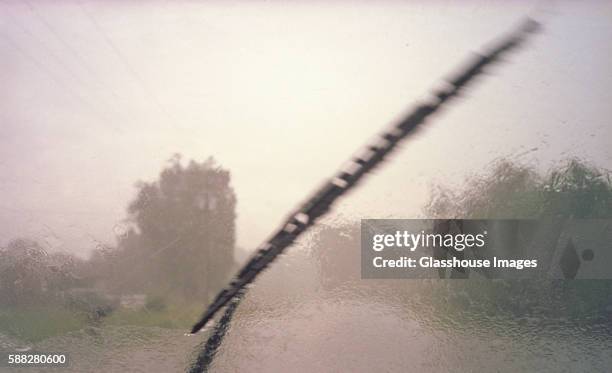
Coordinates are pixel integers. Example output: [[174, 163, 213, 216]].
[[1, 0, 611, 258]]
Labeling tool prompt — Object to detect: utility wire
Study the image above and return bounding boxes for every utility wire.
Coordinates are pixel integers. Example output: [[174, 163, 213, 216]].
[[1, 4, 126, 131], [22, 0, 132, 125], [0, 30, 106, 125], [74, 0, 172, 123]]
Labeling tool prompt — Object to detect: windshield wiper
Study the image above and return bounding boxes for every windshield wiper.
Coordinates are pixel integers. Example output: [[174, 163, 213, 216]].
[[189, 17, 540, 372]]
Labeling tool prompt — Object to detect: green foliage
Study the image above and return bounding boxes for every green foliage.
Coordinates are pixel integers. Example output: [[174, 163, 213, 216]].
[[99, 155, 237, 301], [145, 295, 167, 312], [541, 158, 612, 218], [0, 239, 48, 305], [424, 158, 612, 219], [426, 160, 543, 218], [104, 301, 202, 329], [63, 289, 117, 320], [0, 306, 87, 343], [0, 239, 84, 306], [311, 158, 612, 328], [312, 223, 361, 289], [417, 158, 612, 325], [0, 154, 238, 342]]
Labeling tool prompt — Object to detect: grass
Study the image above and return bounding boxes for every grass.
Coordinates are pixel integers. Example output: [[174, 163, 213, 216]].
[[0, 300, 204, 344], [103, 301, 203, 329], [0, 306, 88, 343]]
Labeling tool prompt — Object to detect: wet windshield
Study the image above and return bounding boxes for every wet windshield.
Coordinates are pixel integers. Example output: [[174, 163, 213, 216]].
[[1, 1, 611, 372]]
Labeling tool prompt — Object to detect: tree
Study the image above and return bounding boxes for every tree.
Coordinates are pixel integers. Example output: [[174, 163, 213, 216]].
[[119, 155, 236, 300], [0, 238, 82, 306], [424, 158, 612, 219], [420, 158, 612, 320], [309, 159, 612, 321], [0, 239, 49, 305], [311, 223, 361, 289]]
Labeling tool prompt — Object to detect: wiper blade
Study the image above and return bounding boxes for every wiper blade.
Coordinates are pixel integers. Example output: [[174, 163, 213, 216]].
[[191, 18, 540, 335]]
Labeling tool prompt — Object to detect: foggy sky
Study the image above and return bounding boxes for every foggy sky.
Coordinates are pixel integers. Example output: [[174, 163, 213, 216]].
[[1, 0, 611, 257]]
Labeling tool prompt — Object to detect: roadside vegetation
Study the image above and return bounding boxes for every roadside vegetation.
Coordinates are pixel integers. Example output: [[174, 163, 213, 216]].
[[0, 155, 237, 343], [310, 157, 612, 330], [2, 156, 610, 343]]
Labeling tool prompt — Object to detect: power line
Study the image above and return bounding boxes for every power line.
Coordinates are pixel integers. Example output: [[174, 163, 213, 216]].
[[0, 30, 106, 125], [0, 6, 125, 131], [22, 0, 132, 126], [74, 0, 173, 123]]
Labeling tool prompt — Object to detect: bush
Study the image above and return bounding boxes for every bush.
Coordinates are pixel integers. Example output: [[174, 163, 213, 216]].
[[145, 295, 167, 312]]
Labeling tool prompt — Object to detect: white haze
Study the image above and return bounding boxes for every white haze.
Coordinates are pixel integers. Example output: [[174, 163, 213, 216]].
[[0, 0, 610, 257]]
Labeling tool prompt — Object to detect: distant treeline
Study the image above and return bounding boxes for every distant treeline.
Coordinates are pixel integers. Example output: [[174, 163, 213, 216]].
[[313, 157, 612, 287], [0, 154, 237, 308], [2, 156, 611, 320]]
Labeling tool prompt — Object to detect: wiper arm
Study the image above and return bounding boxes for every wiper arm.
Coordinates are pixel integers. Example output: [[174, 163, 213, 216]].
[[191, 18, 540, 336]]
